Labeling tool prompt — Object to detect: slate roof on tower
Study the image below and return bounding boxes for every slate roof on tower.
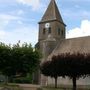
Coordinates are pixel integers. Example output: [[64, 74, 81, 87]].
[[39, 0, 65, 25]]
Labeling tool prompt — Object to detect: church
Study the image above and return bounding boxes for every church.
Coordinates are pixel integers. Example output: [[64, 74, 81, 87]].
[[37, 0, 90, 86]]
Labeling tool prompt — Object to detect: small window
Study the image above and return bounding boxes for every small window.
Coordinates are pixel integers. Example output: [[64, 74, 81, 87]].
[[61, 30, 64, 36], [58, 28, 60, 35], [43, 28, 45, 34], [48, 27, 51, 34]]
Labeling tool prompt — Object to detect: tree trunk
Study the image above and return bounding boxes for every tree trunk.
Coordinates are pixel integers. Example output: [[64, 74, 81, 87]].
[[55, 76, 58, 88], [72, 77, 76, 90], [5, 76, 8, 85], [8, 76, 13, 83]]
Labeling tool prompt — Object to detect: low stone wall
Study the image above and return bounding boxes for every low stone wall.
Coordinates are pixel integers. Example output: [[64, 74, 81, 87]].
[[47, 77, 90, 86], [42, 85, 90, 90]]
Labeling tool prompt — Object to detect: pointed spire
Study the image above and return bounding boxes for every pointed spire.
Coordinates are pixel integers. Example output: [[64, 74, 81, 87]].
[[52, 0, 55, 1], [39, 0, 65, 25]]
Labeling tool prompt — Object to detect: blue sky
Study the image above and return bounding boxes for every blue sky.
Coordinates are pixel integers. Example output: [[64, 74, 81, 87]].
[[0, 0, 90, 46]]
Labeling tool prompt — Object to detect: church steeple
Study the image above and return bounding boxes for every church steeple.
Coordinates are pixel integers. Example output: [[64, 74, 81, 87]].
[[38, 0, 66, 42], [37, 0, 66, 85], [40, 0, 65, 25]]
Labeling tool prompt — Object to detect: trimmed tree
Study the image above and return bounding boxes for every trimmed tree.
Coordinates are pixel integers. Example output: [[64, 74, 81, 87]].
[[40, 60, 59, 88], [51, 53, 90, 90], [40, 53, 90, 89], [40, 54, 66, 88]]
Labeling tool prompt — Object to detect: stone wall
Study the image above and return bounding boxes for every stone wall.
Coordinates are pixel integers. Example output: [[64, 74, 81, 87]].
[[47, 77, 90, 85]]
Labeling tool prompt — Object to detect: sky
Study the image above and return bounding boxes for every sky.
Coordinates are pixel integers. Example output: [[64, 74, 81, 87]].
[[0, 0, 90, 46]]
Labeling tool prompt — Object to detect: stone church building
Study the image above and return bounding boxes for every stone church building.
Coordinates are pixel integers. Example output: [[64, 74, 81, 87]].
[[36, 0, 90, 86]]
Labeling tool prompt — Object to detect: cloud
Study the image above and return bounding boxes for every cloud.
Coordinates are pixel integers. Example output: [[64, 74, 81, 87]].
[[0, 0, 16, 4], [66, 20, 90, 38], [17, 20, 23, 24], [0, 14, 20, 21], [62, 0, 90, 2], [0, 13, 38, 46], [0, 14, 20, 27], [0, 30, 6, 39], [16, 0, 41, 11], [0, 26, 38, 46], [63, 10, 90, 20], [17, 10, 24, 15]]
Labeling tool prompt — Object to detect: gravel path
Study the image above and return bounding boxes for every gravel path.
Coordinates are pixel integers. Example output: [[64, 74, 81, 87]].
[[18, 84, 41, 90]]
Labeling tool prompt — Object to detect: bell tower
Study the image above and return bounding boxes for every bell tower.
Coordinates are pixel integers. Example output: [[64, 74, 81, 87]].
[[36, 0, 66, 85], [39, 0, 66, 42], [34, 0, 66, 85]]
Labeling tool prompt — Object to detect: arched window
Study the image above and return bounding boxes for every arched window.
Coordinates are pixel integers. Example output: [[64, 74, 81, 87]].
[[43, 28, 45, 34], [48, 27, 51, 34], [58, 28, 60, 35], [61, 30, 64, 36]]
